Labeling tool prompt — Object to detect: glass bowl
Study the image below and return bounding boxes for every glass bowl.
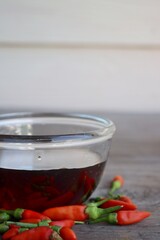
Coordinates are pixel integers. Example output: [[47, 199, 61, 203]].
[[0, 113, 116, 211]]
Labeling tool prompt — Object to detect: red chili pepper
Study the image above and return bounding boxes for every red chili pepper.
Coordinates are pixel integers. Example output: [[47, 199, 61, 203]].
[[32, 185, 60, 198], [117, 211, 151, 225], [2, 227, 19, 240], [88, 210, 151, 225], [2, 227, 28, 240], [43, 205, 87, 221], [43, 186, 60, 196], [109, 175, 124, 194], [51, 225, 77, 240], [49, 176, 55, 185], [2, 220, 76, 239], [10, 226, 56, 240], [0, 188, 16, 210], [113, 175, 124, 186], [94, 195, 135, 203], [42, 199, 122, 221], [84, 176, 95, 194], [0, 208, 50, 221], [118, 195, 135, 204], [26, 196, 49, 211], [44, 191, 75, 208], [81, 176, 95, 202], [9, 224, 20, 229], [100, 199, 137, 211], [49, 219, 75, 228], [19, 218, 74, 228], [31, 175, 48, 185], [14, 209, 50, 221], [59, 226, 77, 240], [26, 191, 43, 199], [20, 219, 42, 224]]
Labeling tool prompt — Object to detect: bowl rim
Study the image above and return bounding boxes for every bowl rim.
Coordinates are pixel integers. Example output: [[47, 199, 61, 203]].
[[0, 112, 116, 148]]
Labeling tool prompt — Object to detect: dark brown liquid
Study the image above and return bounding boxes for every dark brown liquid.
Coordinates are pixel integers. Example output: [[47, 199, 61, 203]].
[[0, 161, 106, 211]]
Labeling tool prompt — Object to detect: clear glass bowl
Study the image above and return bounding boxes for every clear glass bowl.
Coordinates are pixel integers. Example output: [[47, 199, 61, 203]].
[[0, 113, 116, 210]]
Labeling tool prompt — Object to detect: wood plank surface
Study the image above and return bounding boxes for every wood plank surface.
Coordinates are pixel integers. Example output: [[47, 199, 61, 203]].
[[73, 112, 160, 239], [1, 48, 160, 112], [0, 1, 160, 45], [0, 112, 159, 239], [1, 1, 160, 113]]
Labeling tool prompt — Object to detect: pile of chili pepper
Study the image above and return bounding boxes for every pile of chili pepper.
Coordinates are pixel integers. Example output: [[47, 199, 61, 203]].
[[0, 175, 151, 239]]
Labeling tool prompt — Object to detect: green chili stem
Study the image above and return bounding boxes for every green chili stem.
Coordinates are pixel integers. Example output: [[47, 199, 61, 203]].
[[85, 205, 122, 220], [6, 220, 52, 228], [88, 213, 117, 224], [108, 180, 121, 195], [6, 221, 37, 228], [87, 197, 111, 207], [101, 205, 122, 214], [51, 225, 61, 233], [0, 223, 9, 234], [74, 221, 85, 224], [0, 209, 14, 216], [19, 227, 29, 232]]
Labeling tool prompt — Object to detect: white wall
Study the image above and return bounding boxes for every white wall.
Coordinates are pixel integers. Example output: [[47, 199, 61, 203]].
[[0, 0, 160, 113]]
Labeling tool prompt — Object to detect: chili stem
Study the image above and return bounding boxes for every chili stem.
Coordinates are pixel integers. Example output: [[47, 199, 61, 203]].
[[5, 220, 50, 228], [74, 221, 85, 224], [87, 197, 111, 207], [87, 213, 117, 224], [85, 205, 122, 220], [0, 210, 14, 215], [96, 205, 122, 216], [6, 221, 37, 228]]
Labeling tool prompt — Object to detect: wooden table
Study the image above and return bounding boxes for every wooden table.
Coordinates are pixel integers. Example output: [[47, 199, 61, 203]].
[[74, 113, 160, 240], [0, 112, 159, 240]]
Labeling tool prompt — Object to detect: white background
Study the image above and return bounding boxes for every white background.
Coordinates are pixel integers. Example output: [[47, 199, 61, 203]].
[[0, 0, 160, 113]]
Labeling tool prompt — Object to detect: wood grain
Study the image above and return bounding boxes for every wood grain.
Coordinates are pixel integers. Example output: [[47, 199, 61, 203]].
[[0, 0, 160, 45], [73, 112, 160, 239], [0, 113, 159, 239], [0, 48, 160, 112]]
